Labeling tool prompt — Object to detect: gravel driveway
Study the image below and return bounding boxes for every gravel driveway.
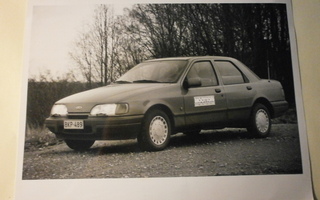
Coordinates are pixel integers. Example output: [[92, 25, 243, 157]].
[[23, 124, 302, 180]]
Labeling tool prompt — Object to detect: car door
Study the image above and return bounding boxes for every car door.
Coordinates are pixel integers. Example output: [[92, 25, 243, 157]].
[[183, 60, 227, 129], [213, 60, 256, 125]]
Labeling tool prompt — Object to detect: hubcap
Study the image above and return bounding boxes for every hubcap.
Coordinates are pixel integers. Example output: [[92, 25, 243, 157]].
[[255, 109, 270, 133], [149, 116, 168, 145]]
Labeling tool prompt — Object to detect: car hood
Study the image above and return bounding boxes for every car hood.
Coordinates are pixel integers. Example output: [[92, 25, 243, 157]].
[[56, 83, 171, 112]]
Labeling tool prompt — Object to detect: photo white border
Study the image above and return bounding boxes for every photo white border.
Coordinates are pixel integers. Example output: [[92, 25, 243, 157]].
[[15, 0, 314, 199]]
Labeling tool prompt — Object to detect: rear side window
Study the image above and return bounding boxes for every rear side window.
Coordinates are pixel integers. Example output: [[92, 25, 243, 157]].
[[215, 61, 245, 85], [187, 61, 218, 87]]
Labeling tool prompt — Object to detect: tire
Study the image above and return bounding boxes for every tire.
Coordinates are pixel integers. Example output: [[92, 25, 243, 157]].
[[65, 140, 95, 151], [247, 103, 271, 138], [138, 109, 171, 151]]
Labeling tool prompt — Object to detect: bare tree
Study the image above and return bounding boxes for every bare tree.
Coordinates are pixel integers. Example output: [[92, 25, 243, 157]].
[[70, 4, 149, 86], [70, 5, 114, 86], [69, 31, 95, 87], [128, 4, 190, 58], [112, 12, 150, 76]]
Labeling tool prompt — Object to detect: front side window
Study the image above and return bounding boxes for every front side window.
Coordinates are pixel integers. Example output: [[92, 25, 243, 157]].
[[215, 61, 245, 85], [187, 61, 218, 87]]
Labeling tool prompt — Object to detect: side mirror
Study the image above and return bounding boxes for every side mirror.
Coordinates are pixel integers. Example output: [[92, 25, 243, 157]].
[[184, 78, 201, 89]]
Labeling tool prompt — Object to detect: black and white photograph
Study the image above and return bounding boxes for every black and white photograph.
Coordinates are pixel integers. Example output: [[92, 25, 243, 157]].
[[15, 0, 313, 199]]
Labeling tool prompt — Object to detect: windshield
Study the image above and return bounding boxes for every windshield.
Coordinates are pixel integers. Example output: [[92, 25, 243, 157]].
[[116, 60, 187, 83]]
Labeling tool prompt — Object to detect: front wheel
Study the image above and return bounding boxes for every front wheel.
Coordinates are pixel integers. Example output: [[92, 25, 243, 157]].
[[65, 140, 95, 151], [138, 109, 171, 151], [247, 103, 271, 138]]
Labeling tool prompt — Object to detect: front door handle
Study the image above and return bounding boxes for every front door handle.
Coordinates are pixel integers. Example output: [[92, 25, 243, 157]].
[[215, 89, 221, 93], [246, 86, 252, 90]]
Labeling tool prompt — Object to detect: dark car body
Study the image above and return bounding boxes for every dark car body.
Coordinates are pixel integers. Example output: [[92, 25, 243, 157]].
[[45, 56, 288, 151]]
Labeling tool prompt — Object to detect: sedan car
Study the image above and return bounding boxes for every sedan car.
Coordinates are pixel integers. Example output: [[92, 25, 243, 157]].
[[45, 56, 288, 151]]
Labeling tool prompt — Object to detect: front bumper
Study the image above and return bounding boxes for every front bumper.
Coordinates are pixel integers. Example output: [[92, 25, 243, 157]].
[[45, 115, 143, 140]]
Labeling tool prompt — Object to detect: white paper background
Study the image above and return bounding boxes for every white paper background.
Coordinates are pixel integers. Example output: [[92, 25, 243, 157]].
[[15, 0, 314, 199]]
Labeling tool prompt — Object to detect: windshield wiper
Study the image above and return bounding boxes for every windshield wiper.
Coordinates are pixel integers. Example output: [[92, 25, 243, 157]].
[[115, 80, 132, 84], [133, 80, 160, 83]]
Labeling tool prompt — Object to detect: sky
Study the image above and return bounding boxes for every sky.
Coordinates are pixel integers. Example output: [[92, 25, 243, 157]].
[[28, 3, 132, 80]]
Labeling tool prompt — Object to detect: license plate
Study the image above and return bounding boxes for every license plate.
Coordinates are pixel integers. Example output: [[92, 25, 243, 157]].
[[64, 120, 84, 129]]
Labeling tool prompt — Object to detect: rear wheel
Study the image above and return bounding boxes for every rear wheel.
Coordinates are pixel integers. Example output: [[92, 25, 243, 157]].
[[65, 140, 95, 151], [247, 103, 271, 137], [138, 109, 171, 151]]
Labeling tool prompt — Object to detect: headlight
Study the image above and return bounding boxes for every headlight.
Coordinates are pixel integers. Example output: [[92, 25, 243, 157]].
[[90, 104, 129, 116], [51, 105, 68, 116]]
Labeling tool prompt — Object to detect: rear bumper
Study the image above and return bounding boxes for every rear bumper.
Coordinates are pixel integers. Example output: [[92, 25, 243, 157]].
[[45, 115, 143, 140], [271, 100, 289, 118]]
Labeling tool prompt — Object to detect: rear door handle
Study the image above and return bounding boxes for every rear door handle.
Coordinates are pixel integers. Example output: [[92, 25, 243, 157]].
[[215, 89, 221, 93], [246, 86, 252, 90]]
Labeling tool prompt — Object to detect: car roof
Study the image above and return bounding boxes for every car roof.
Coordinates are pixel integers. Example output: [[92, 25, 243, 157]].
[[145, 56, 234, 62]]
